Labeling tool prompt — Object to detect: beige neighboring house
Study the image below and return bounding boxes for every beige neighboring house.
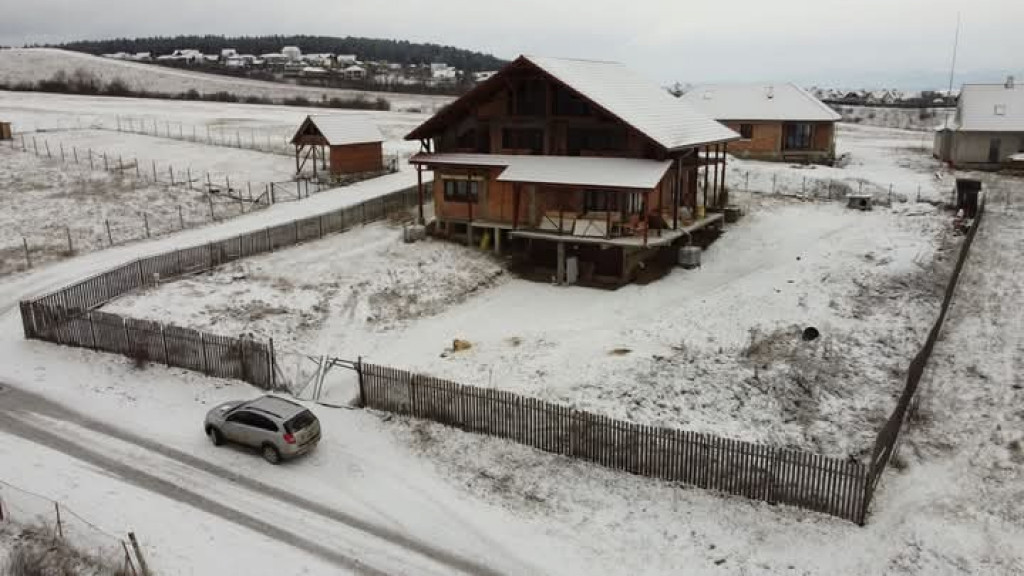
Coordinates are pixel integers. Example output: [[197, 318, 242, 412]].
[[934, 77, 1024, 168], [680, 83, 841, 164]]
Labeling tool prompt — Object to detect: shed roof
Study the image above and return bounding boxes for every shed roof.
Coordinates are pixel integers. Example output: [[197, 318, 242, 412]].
[[406, 55, 737, 151], [944, 82, 1024, 132], [292, 115, 383, 146], [679, 83, 841, 122], [410, 152, 673, 190]]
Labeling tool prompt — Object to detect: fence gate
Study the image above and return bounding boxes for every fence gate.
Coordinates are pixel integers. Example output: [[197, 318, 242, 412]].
[[275, 352, 360, 407]]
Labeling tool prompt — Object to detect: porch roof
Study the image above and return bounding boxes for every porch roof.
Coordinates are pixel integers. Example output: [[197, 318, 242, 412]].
[[409, 152, 673, 190]]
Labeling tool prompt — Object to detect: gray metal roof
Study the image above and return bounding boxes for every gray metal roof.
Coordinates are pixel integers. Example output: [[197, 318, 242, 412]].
[[679, 83, 841, 122], [410, 152, 673, 189], [945, 82, 1024, 132], [525, 56, 739, 150], [299, 114, 384, 146]]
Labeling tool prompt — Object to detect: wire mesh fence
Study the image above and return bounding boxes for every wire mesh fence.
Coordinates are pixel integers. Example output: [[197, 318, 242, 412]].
[[113, 115, 294, 156], [0, 480, 142, 575], [0, 132, 280, 276]]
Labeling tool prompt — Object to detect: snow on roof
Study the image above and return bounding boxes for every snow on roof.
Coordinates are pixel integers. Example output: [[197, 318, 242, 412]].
[[949, 82, 1024, 132], [679, 83, 841, 122], [1011, 152, 1024, 162], [525, 56, 737, 150], [410, 152, 673, 189], [406, 55, 737, 150], [297, 115, 384, 146]]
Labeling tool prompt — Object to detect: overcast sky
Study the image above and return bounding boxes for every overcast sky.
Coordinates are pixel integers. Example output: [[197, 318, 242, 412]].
[[2, 0, 1022, 89]]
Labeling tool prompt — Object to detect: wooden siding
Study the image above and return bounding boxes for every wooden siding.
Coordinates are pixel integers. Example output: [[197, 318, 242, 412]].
[[330, 142, 383, 175]]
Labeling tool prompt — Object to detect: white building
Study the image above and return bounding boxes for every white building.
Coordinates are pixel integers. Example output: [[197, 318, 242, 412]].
[[342, 65, 367, 81], [282, 46, 302, 62], [336, 54, 358, 65], [221, 48, 238, 59], [934, 77, 1024, 168]]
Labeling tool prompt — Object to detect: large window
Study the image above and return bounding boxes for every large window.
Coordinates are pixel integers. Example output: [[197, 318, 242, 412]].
[[566, 128, 626, 156], [443, 178, 480, 203], [509, 80, 546, 116], [784, 123, 813, 150], [739, 123, 754, 140], [502, 128, 544, 154], [583, 189, 616, 212], [553, 86, 591, 116]]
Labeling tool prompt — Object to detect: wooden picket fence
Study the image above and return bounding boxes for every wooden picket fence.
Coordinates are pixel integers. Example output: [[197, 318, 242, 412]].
[[862, 200, 986, 509], [359, 363, 869, 523], [18, 184, 422, 389]]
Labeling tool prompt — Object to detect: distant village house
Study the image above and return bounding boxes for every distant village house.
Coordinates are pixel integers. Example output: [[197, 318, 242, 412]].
[[679, 83, 840, 164]]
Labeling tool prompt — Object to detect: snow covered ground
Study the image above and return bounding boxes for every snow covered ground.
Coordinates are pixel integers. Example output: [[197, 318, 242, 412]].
[[1, 177, 1019, 575], [0, 48, 452, 113], [104, 194, 954, 458], [0, 143, 250, 276], [0, 90, 428, 162], [834, 104, 952, 132], [727, 124, 949, 204]]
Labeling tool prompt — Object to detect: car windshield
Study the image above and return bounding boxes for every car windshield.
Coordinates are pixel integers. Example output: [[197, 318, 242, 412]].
[[285, 410, 316, 434]]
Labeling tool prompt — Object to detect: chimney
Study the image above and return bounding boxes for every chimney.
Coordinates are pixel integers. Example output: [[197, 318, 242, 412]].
[[1007, 76, 1015, 89], [765, 85, 775, 99]]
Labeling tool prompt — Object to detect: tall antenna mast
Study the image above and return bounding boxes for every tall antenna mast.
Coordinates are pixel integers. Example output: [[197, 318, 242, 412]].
[[944, 13, 961, 129], [947, 13, 961, 95]]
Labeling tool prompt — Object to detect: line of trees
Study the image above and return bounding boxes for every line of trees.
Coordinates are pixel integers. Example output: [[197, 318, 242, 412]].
[[48, 34, 507, 72]]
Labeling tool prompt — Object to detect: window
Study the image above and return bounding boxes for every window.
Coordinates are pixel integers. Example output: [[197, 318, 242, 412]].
[[248, 414, 278, 432], [566, 128, 626, 156], [443, 178, 480, 203], [994, 104, 1007, 116], [584, 189, 616, 212], [286, 411, 317, 434], [508, 80, 546, 116], [623, 192, 644, 214], [226, 411, 276, 431], [784, 123, 813, 150], [502, 128, 544, 153], [739, 124, 754, 140], [553, 86, 591, 116]]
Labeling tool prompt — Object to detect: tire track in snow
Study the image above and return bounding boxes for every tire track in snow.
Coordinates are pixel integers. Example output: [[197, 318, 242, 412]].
[[0, 384, 512, 576]]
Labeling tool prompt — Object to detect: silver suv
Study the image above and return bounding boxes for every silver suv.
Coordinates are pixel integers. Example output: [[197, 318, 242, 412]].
[[204, 395, 321, 464]]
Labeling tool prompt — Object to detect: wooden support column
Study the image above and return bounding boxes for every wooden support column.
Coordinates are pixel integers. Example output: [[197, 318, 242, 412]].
[[642, 189, 650, 247], [322, 145, 328, 171], [656, 180, 664, 237], [702, 146, 710, 215], [720, 143, 728, 207], [416, 165, 425, 224], [712, 144, 720, 209], [294, 145, 300, 174], [466, 173, 474, 247], [512, 183, 520, 230], [556, 241, 566, 285], [673, 157, 681, 230]]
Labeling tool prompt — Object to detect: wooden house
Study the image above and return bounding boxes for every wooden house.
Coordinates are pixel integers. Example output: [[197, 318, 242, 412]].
[[291, 115, 384, 177], [406, 55, 738, 287], [680, 83, 840, 164]]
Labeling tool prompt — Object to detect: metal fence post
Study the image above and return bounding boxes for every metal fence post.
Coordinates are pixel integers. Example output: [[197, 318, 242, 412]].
[[160, 325, 170, 365], [143, 214, 150, 238], [106, 220, 114, 246], [22, 237, 31, 269], [65, 227, 73, 254], [54, 502, 64, 539], [178, 205, 185, 230]]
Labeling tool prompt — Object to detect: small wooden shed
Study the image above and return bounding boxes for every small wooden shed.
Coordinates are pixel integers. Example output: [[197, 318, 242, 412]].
[[290, 115, 384, 177], [0, 122, 12, 141]]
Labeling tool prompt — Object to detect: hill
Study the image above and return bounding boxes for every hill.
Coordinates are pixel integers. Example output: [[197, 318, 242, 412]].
[[50, 35, 507, 72], [0, 48, 453, 112]]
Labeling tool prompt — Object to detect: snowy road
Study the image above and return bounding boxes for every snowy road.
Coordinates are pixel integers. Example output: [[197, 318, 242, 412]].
[[0, 384, 507, 576]]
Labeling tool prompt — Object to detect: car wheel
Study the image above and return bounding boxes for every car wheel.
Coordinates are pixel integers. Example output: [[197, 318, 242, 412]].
[[261, 444, 281, 465], [207, 427, 224, 446]]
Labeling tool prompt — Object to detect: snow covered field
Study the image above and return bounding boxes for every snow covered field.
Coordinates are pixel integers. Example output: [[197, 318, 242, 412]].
[[0, 143, 248, 275], [727, 124, 949, 204], [0, 90, 428, 161], [0, 48, 452, 113], [104, 194, 954, 458]]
